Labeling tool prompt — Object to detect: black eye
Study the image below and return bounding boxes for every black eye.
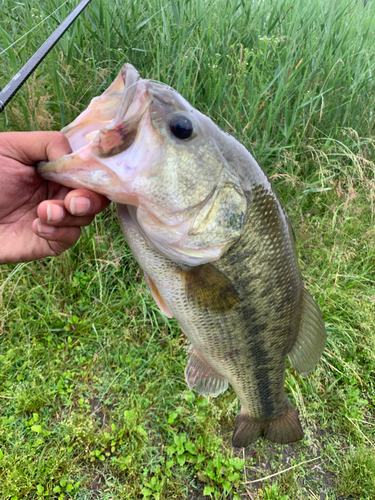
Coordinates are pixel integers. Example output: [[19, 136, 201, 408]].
[[169, 115, 194, 140]]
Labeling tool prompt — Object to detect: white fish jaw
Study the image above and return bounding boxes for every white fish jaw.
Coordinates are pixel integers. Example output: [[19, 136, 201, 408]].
[[38, 65, 161, 205]]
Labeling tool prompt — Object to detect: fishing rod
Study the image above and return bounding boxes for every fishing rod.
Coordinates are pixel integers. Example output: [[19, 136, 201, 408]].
[[0, 0, 93, 114]]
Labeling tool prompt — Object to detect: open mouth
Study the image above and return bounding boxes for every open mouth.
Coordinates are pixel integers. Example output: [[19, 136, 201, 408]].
[[37, 64, 151, 200], [65, 63, 144, 153]]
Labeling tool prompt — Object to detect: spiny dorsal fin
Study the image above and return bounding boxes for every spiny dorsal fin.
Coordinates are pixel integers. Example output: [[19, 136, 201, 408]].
[[185, 346, 228, 397], [177, 263, 240, 313], [144, 272, 173, 318], [232, 398, 303, 447], [288, 288, 326, 375]]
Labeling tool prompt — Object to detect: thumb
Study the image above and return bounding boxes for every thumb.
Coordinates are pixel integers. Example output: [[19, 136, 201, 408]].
[[0, 131, 72, 165]]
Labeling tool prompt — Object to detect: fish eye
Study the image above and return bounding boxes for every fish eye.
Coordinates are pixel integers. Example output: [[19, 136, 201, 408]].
[[169, 115, 194, 140]]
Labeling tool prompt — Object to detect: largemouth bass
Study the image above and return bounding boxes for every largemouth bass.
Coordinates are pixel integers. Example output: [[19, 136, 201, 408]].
[[38, 64, 326, 446]]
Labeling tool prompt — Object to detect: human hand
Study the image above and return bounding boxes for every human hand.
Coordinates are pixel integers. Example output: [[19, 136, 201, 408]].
[[0, 131, 110, 264]]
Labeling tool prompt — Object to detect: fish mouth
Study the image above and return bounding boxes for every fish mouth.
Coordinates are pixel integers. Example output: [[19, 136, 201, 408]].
[[37, 64, 152, 203]]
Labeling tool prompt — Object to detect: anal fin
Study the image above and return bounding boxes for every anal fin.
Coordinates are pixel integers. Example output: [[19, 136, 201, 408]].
[[232, 398, 303, 447], [288, 288, 326, 375], [144, 272, 173, 318], [185, 347, 228, 397]]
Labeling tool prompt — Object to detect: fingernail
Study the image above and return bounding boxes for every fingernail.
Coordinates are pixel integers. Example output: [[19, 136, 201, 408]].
[[37, 220, 56, 235], [47, 203, 64, 222], [70, 196, 91, 215]]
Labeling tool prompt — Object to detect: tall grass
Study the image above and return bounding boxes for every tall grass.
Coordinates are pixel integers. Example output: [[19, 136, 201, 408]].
[[1, 0, 375, 153], [1, 0, 375, 499]]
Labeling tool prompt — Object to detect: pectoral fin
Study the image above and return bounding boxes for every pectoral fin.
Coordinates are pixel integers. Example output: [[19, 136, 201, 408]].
[[185, 347, 228, 397], [177, 263, 240, 314], [144, 272, 173, 318], [288, 288, 326, 375]]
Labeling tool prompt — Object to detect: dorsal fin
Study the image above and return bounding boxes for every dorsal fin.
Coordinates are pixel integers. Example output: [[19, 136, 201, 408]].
[[288, 288, 326, 375]]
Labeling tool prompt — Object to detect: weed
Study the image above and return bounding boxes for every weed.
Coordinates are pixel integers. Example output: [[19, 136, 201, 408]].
[[1, 0, 375, 498]]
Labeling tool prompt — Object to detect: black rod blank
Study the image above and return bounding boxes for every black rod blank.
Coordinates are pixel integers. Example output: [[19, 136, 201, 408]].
[[0, 0, 93, 114]]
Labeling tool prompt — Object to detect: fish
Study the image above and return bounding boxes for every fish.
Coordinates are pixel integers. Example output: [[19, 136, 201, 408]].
[[37, 63, 326, 447]]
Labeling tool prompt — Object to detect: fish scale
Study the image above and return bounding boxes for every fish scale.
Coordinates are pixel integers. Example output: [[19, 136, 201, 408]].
[[37, 63, 327, 446]]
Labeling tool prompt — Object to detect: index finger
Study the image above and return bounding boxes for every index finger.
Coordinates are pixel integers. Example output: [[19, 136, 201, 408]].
[[64, 189, 111, 216]]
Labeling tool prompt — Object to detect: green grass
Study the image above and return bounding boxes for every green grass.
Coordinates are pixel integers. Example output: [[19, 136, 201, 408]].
[[1, 0, 375, 498]]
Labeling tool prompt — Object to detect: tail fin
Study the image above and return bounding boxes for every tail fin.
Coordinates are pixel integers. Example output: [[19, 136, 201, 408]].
[[232, 399, 303, 447]]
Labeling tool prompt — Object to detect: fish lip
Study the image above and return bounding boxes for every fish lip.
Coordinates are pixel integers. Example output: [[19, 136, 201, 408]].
[[36, 66, 154, 202], [59, 63, 145, 155], [36, 159, 122, 193], [36, 63, 149, 171], [116, 63, 141, 120]]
